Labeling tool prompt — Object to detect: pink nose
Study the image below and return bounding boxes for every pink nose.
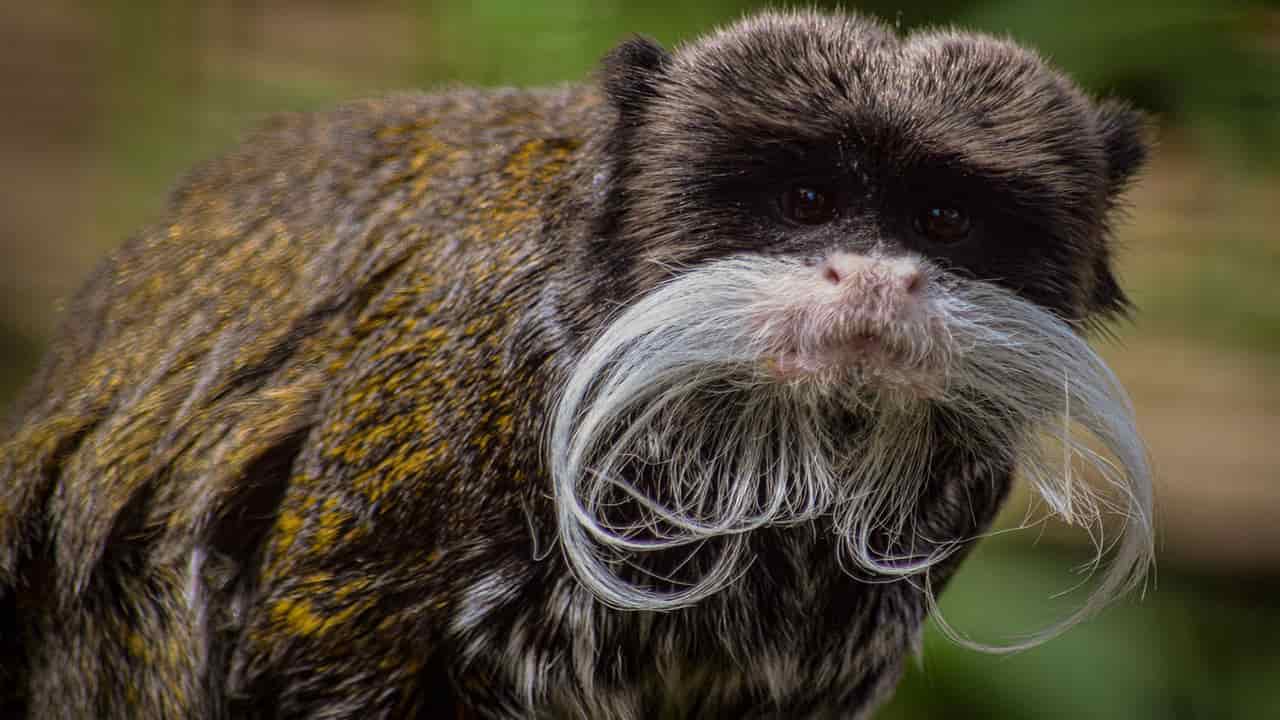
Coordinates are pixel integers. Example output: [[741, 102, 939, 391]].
[[818, 253, 925, 297]]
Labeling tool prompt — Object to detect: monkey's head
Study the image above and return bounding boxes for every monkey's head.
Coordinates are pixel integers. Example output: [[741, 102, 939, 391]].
[[554, 10, 1153, 644]]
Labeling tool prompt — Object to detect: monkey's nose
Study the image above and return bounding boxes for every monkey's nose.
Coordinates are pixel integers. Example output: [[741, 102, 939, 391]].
[[818, 253, 926, 298]]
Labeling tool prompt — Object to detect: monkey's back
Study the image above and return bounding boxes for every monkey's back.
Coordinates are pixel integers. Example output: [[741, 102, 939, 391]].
[[1, 86, 594, 718]]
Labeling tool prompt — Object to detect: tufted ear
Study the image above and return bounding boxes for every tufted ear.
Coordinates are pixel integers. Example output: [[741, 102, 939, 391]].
[[1084, 100, 1149, 324], [587, 37, 673, 283], [1086, 252, 1133, 323], [1095, 100, 1151, 200], [601, 35, 671, 122], [594, 36, 671, 233]]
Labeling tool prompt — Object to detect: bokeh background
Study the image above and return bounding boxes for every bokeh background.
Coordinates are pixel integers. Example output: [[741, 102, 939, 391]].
[[2, 1, 1278, 717]]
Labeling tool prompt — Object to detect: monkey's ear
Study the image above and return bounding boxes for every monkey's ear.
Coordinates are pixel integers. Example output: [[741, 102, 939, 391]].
[[1086, 101, 1147, 324], [1086, 253, 1132, 323], [601, 36, 671, 119], [592, 37, 671, 241], [1095, 100, 1151, 199]]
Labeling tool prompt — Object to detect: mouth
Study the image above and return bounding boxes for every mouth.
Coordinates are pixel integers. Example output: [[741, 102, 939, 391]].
[[761, 329, 948, 400], [765, 331, 899, 379]]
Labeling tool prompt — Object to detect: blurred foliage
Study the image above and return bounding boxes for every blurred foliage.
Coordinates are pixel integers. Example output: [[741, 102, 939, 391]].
[[2, 1, 1279, 718], [883, 538, 1280, 719]]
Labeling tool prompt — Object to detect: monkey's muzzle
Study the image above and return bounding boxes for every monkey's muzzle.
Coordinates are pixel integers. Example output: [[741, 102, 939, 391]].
[[758, 253, 944, 393]]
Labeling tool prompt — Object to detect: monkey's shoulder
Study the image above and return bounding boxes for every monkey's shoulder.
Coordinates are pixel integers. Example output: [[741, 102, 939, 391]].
[[7, 81, 597, 430], [0, 85, 588, 601]]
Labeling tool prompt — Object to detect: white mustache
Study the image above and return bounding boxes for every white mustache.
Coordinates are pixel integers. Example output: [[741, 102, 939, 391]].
[[549, 255, 1154, 650]]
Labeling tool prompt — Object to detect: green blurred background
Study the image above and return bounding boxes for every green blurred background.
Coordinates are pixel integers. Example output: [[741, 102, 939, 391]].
[[2, 1, 1278, 717]]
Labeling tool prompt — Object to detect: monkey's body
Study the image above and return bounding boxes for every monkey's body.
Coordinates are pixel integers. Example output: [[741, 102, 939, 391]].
[[1, 88, 589, 717], [1, 11, 1152, 719]]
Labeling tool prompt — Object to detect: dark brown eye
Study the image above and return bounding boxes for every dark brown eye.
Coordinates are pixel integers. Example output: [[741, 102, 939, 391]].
[[914, 205, 971, 244], [780, 185, 836, 225]]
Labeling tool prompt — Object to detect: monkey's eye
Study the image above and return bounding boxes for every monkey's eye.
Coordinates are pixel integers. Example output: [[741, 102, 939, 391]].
[[914, 206, 971, 244], [780, 185, 836, 225]]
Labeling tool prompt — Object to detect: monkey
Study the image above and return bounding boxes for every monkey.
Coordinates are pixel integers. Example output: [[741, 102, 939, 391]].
[[0, 9, 1154, 719]]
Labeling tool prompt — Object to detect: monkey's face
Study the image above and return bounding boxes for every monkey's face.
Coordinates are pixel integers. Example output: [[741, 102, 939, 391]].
[[602, 12, 1145, 332], [554, 11, 1152, 633]]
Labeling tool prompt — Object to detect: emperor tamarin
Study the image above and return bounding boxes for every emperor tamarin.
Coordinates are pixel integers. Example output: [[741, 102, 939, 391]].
[[0, 9, 1155, 719]]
